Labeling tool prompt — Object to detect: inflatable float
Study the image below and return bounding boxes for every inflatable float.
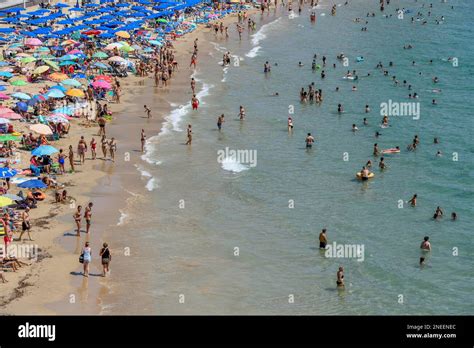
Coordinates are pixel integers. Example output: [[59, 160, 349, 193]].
[[381, 148, 400, 154], [356, 172, 375, 180]]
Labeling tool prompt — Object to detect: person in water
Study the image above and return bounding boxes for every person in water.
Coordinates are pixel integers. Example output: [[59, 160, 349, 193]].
[[433, 206, 444, 219], [305, 133, 315, 148], [379, 157, 386, 170], [319, 229, 328, 249], [217, 114, 224, 131], [337, 266, 345, 288], [408, 194, 417, 207], [451, 212, 457, 221], [287, 117, 294, 132], [420, 236, 431, 265]]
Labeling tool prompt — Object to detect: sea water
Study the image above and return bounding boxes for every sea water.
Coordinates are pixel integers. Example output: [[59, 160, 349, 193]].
[[102, 0, 474, 315]]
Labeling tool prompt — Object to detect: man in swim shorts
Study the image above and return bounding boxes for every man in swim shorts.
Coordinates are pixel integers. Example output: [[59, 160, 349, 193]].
[[319, 229, 328, 249]]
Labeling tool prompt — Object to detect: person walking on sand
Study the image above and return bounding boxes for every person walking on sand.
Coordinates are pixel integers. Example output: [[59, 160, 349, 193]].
[[101, 135, 108, 159], [73, 205, 82, 236], [108, 137, 117, 162], [84, 202, 93, 234], [144, 105, 151, 118], [77, 136, 88, 164], [141, 129, 146, 152], [99, 242, 111, 277], [19, 207, 33, 241], [186, 124, 192, 145], [81, 241, 92, 277], [98, 114, 106, 137], [190, 53, 197, 69], [90, 138, 97, 160], [68, 145, 75, 173]]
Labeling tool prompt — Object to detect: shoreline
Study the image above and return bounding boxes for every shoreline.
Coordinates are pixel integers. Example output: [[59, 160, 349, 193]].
[[0, 6, 259, 314]]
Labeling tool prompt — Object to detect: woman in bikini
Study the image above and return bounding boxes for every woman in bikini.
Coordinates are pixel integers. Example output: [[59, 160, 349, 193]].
[[73, 205, 82, 236], [108, 137, 116, 162], [101, 135, 108, 159], [90, 138, 97, 160], [191, 95, 199, 110], [57, 149, 66, 174]]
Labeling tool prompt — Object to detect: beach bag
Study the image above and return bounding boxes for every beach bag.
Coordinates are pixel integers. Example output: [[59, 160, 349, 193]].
[[79, 253, 84, 264]]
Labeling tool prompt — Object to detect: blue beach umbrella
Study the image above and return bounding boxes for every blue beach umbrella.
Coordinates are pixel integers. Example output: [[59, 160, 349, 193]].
[[11, 92, 31, 100], [53, 106, 74, 115], [47, 89, 66, 98], [31, 145, 59, 156], [0, 168, 17, 178], [18, 179, 47, 189], [50, 85, 67, 92], [16, 102, 28, 112], [0, 71, 13, 78]]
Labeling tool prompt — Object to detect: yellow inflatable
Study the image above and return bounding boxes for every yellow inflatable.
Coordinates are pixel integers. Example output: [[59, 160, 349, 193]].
[[356, 172, 375, 180]]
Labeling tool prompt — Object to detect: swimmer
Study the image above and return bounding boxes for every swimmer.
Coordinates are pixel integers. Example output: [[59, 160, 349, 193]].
[[434, 137, 439, 144], [360, 166, 370, 180], [319, 229, 328, 249], [451, 212, 457, 221], [366, 160, 372, 168], [432, 99, 437, 105], [298, 61, 304, 67], [337, 104, 344, 113], [373, 143, 380, 156], [239, 106, 245, 120], [336, 266, 345, 288], [378, 157, 386, 170], [288, 117, 294, 132], [352, 85, 357, 91], [363, 118, 368, 125], [305, 133, 315, 148], [420, 236, 431, 265], [433, 206, 443, 220], [408, 194, 417, 207], [365, 105, 370, 113], [352, 124, 358, 132], [217, 114, 224, 131], [436, 150, 442, 157], [264, 61, 271, 73]]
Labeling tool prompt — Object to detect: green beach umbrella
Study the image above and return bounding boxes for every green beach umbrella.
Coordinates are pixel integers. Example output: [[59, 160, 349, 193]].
[[157, 18, 168, 24], [10, 79, 28, 86], [44, 60, 60, 71], [120, 45, 134, 52], [92, 51, 108, 59], [0, 134, 20, 142], [61, 78, 82, 87], [20, 56, 36, 63]]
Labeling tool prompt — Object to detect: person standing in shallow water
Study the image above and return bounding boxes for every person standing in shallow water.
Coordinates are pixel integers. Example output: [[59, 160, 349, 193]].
[[141, 129, 146, 152], [337, 266, 345, 288], [99, 242, 111, 277], [186, 124, 192, 145], [217, 114, 224, 131]]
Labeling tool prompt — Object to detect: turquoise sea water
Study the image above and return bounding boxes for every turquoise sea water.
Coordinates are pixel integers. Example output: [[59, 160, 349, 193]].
[[104, 0, 473, 315]]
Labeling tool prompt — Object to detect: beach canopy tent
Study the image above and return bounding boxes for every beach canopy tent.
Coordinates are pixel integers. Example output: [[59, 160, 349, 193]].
[[17, 179, 47, 189]]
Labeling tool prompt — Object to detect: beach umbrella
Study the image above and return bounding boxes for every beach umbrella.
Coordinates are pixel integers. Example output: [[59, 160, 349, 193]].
[[157, 18, 168, 24], [149, 40, 162, 46], [11, 92, 31, 100], [61, 78, 82, 87], [61, 39, 78, 46], [31, 145, 59, 156], [44, 60, 60, 71], [0, 93, 10, 100], [0, 196, 14, 207], [94, 75, 112, 82], [53, 106, 74, 115], [115, 31, 130, 39], [33, 65, 50, 74], [25, 38, 43, 46], [46, 89, 66, 98], [10, 80, 28, 86], [105, 43, 123, 50], [67, 49, 83, 55], [50, 85, 67, 92], [92, 80, 112, 89], [0, 118, 10, 124], [0, 72, 13, 78], [59, 60, 76, 66], [0, 168, 17, 178], [17, 179, 47, 189], [16, 102, 28, 112], [29, 124, 52, 135], [2, 193, 22, 201], [45, 115, 69, 123], [1, 112, 22, 120], [91, 62, 110, 70], [108, 56, 127, 63], [66, 88, 85, 98], [82, 30, 101, 36], [49, 72, 68, 81], [120, 45, 135, 52], [49, 113, 72, 120], [20, 56, 37, 63], [92, 51, 108, 59], [59, 54, 79, 61]]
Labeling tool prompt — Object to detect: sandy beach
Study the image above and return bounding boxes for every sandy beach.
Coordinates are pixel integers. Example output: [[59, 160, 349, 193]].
[[0, 1, 258, 314]]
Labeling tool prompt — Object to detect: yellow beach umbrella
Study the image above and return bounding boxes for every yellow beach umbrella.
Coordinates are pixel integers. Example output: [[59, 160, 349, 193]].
[[33, 65, 49, 74], [115, 31, 130, 39], [44, 60, 60, 71], [0, 196, 14, 207], [49, 72, 68, 81], [66, 88, 84, 98]]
